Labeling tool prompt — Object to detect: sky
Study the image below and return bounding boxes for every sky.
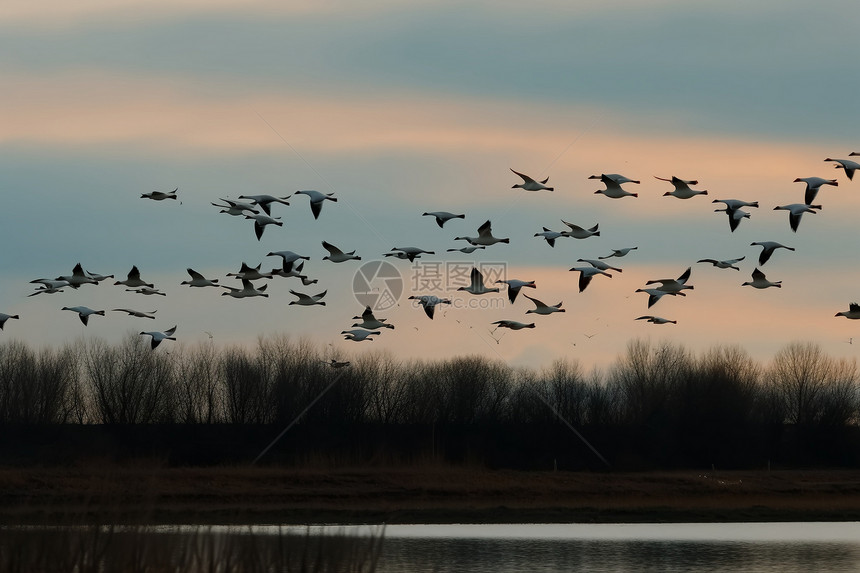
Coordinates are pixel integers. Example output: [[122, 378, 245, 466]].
[[2, 0, 860, 371]]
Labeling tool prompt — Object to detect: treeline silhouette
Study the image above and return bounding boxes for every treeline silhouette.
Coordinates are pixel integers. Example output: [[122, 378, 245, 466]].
[[0, 335, 858, 470]]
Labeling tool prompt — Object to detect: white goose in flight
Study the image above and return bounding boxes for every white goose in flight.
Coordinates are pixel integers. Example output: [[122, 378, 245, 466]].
[[523, 294, 565, 315], [408, 295, 451, 319], [491, 320, 535, 330], [62, 306, 105, 326], [599, 247, 638, 259], [568, 266, 612, 292], [773, 203, 820, 233], [656, 176, 708, 199], [835, 303, 860, 320], [459, 267, 500, 295], [636, 315, 677, 325], [114, 266, 153, 288], [561, 221, 600, 239], [57, 263, 98, 288], [221, 280, 269, 299], [423, 211, 465, 228], [446, 246, 486, 254], [141, 188, 178, 201], [714, 205, 750, 232], [181, 268, 220, 288], [139, 325, 177, 349], [322, 241, 361, 263], [387, 246, 435, 262], [212, 198, 258, 216], [244, 213, 283, 241], [496, 279, 536, 303], [742, 268, 781, 289], [237, 194, 291, 215], [112, 308, 157, 319], [127, 286, 166, 296], [226, 262, 272, 281], [289, 289, 327, 306], [646, 267, 693, 294], [825, 156, 860, 181], [696, 256, 744, 271], [534, 228, 567, 248], [295, 190, 337, 219], [589, 174, 638, 199], [352, 306, 395, 330], [751, 241, 794, 266], [342, 329, 380, 342], [28, 279, 70, 296], [577, 259, 622, 273], [454, 220, 509, 246], [510, 168, 553, 191], [0, 313, 20, 330], [794, 177, 837, 205], [635, 288, 687, 308]]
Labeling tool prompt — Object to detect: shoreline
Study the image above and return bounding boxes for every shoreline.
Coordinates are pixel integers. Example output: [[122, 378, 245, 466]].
[[3, 466, 860, 525]]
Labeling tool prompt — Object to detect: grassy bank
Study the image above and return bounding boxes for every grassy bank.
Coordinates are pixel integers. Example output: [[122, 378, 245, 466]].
[[3, 464, 860, 525]]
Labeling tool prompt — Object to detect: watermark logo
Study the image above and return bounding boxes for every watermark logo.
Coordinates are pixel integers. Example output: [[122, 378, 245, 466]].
[[352, 261, 404, 311]]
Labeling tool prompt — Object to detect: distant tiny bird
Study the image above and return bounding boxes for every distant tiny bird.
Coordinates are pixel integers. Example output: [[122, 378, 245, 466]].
[[139, 325, 177, 349], [510, 168, 553, 191], [423, 211, 465, 228]]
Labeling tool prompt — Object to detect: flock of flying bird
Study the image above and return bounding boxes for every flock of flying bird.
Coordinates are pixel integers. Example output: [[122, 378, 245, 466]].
[[3, 152, 860, 352]]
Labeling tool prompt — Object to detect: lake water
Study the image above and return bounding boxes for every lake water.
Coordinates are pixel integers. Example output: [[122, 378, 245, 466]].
[[269, 522, 860, 573]]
